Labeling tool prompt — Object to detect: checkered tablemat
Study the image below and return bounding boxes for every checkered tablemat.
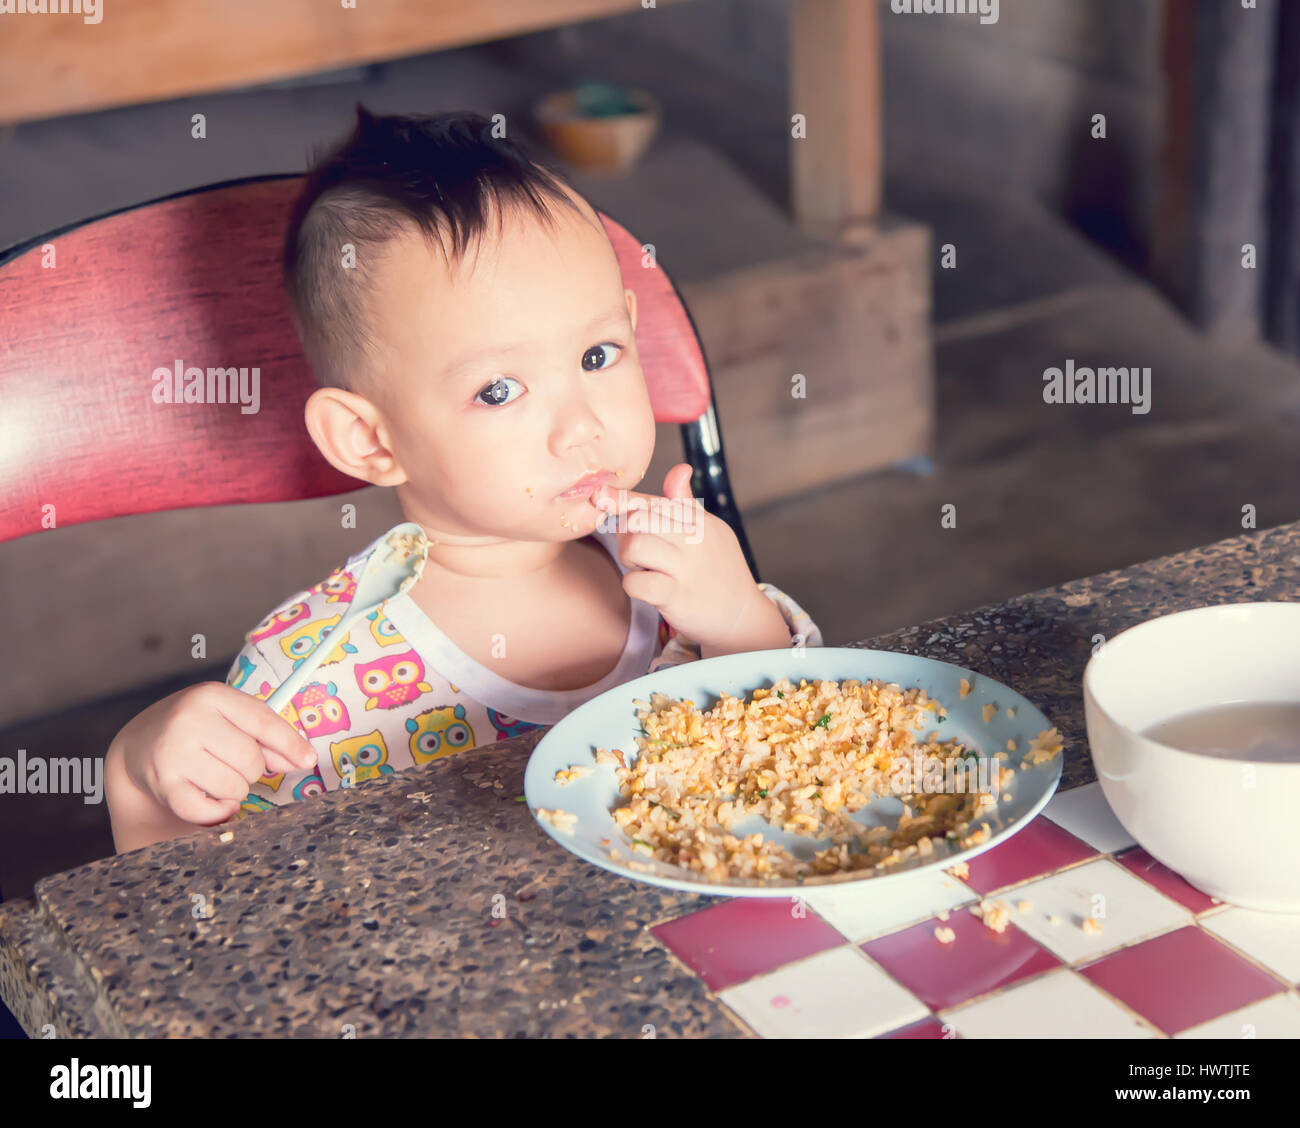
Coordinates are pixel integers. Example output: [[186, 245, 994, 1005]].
[[650, 782, 1300, 1037]]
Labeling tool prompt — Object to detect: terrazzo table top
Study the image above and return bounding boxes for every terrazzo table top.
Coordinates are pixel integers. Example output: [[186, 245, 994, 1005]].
[[2, 521, 1298, 1038]]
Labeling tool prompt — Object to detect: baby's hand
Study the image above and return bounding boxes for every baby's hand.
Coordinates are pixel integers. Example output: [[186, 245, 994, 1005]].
[[592, 464, 787, 654], [108, 682, 317, 827]]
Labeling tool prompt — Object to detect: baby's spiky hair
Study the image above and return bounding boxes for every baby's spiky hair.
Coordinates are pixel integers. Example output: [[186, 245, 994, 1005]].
[[283, 105, 587, 390]]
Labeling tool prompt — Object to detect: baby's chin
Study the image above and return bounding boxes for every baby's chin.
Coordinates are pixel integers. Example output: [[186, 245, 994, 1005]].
[[550, 493, 610, 536]]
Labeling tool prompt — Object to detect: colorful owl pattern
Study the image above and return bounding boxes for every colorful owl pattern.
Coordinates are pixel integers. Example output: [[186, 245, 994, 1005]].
[[224, 531, 823, 819]]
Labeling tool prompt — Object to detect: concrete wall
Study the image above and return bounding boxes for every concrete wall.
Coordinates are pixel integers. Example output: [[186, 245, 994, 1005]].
[[575, 0, 1166, 270], [878, 0, 1164, 271]]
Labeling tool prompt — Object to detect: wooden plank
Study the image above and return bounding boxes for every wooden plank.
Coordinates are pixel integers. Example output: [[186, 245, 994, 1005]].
[[789, 0, 882, 241], [0, 0, 686, 126], [678, 219, 933, 510]]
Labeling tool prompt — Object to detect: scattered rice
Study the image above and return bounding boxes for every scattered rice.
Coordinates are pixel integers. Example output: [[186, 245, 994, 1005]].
[[386, 528, 430, 594], [982, 703, 998, 723], [973, 899, 1012, 933], [606, 677, 996, 882], [537, 808, 578, 835], [1047, 914, 1061, 926], [934, 926, 956, 944], [1024, 726, 1064, 766], [554, 765, 593, 785], [594, 747, 626, 768], [1081, 916, 1103, 934], [1005, 707, 1016, 718], [1016, 899, 1033, 912], [1006, 739, 1017, 752], [948, 861, 970, 880], [959, 678, 973, 698]]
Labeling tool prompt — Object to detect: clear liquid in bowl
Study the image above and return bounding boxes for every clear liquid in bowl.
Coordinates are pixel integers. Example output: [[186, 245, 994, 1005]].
[[1141, 701, 1300, 762]]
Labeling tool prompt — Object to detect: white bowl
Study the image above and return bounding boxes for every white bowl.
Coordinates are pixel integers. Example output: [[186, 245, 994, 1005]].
[[1083, 602, 1300, 912]]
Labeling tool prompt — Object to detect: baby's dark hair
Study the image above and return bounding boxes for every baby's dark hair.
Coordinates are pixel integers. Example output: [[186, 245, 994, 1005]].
[[283, 105, 586, 389]]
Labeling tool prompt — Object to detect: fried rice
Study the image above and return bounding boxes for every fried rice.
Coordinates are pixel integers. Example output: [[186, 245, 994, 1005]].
[[604, 676, 1012, 883]]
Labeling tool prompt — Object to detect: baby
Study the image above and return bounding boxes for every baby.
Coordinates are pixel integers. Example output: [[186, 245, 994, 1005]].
[[104, 107, 823, 854]]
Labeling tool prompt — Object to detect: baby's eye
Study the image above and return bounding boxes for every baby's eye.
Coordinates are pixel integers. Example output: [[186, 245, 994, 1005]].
[[582, 342, 624, 372], [477, 376, 523, 407]]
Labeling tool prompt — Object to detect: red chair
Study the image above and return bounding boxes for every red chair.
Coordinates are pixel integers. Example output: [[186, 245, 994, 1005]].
[[0, 174, 760, 577]]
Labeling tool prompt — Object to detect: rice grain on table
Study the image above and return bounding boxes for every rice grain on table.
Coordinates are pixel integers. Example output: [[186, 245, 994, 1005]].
[[607, 676, 994, 883]]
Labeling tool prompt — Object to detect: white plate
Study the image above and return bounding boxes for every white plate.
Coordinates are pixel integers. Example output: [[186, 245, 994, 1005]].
[[524, 647, 1063, 897]]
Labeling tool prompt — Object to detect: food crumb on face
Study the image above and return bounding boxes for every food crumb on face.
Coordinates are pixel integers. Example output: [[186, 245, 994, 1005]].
[[1016, 899, 1032, 912], [981, 703, 997, 724], [218, 831, 234, 844], [1081, 916, 1103, 934], [959, 678, 973, 699], [934, 926, 956, 944]]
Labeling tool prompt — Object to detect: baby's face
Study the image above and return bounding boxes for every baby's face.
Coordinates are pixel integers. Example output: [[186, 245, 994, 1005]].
[[368, 193, 656, 543]]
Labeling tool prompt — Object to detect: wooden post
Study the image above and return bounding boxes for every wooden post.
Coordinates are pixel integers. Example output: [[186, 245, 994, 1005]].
[[1154, 0, 1277, 342], [0, 0, 684, 127], [789, 0, 883, 243]]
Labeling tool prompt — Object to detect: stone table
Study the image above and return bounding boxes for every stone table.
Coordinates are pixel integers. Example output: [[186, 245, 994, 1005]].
[[2, 521, 1297, 1037]]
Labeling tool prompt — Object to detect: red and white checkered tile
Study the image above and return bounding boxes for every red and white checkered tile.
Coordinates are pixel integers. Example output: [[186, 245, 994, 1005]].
[[651, 782, 1300, 1038]]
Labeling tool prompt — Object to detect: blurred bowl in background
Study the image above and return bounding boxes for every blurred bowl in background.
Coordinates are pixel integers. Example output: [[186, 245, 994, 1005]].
[[534, 84, 661, 175]]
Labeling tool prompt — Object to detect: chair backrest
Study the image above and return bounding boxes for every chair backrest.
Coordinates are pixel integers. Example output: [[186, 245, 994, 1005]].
[[0, 175, 712, 544]]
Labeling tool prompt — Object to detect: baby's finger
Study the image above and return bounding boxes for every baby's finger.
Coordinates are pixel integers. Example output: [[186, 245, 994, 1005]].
[[618, 530, 681, 575], [592, 483, 656, 512], [606, 498, 704, 546], [262, 746, 317, 776], [183, 752, 255, 805], [622, 568, 675, 610], [201, 724, 265, 784], [215, 685, 317, 770], [164, 779, 243, 827]]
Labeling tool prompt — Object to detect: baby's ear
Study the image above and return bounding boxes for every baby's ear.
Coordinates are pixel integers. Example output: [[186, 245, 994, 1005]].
[[625, 287, 638, 333], [303, 386, 407, 487]]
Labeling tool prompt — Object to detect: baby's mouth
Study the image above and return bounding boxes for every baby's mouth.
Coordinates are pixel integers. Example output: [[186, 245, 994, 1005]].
[[555, 469, 616, 501]]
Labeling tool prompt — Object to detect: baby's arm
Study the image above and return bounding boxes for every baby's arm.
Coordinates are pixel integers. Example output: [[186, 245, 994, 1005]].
[[105, 676, 315, 854], [648, 582, 823, 673]]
